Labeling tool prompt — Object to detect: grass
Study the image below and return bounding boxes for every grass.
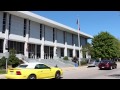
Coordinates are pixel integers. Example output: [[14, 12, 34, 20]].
[[0, 69, 6, 74]]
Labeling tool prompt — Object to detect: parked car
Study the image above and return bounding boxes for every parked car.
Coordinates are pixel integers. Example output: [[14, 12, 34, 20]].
[[98, 60, 117, 70], [87, 60, 100, 67], [5, 63, 63, 79]]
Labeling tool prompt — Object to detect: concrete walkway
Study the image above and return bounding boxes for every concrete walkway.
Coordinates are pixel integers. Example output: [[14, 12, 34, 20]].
[[0, 74, 6, 79]]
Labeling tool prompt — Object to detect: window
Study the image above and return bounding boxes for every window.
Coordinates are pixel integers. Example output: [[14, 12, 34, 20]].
[[23, 19, 27, 37], [17, 65, 28, 68], [40, 24, 42, 40], [63, 31, 66, 44], [2, 12, 7, 33], [69, 49, 73, 57], [53, 28, 55, 42], [61, 48, 64, 57], [9, 14, 11, 34], [35, 64, 50, 69], [72, 34, 74, 46], [28, 20, 30, 37]]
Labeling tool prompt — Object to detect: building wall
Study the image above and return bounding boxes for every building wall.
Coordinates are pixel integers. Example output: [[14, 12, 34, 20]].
[[0, 11, 91, 59], [0, 12, 3, 33], [74, 35, 78, 47], [0, 12, 5, 38], [66, 32, 72, 45], [9, 15, 25, 41], [56, 29, 64, 44], [29, 21, 42, 44], [44, 26, 53, 42], [29, 21, 40, 39], [80, 37, 87, 46]]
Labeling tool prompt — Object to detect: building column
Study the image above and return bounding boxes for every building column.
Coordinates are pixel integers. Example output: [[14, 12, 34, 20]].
[[54, 46, 57, 57], [53, 28, 57, 59], [24, 20, 29, 58], [41, 44, 44, 59], [64, 31, 67, 57], [41, 24, 45, 59], [64, 42, 67, 56], [3, 13, 9, 53], [24, 42, 28, 57], [73, 44, 76, 57]]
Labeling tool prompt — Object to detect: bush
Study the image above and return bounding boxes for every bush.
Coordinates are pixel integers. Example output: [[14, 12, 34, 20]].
[[80, 60, 87, 66], [8, 49, 20, 68], [8, 54, 20, 68], [63, 56, 69, 60], [0, 56, 7, 69]]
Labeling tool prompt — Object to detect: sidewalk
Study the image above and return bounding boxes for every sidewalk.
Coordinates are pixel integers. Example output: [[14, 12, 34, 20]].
[[0, 74, 6, 79], [61, 65, 88, 71]]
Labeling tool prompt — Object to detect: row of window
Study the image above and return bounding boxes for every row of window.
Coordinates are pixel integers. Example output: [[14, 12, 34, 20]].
[[1, 12, 85, 45]]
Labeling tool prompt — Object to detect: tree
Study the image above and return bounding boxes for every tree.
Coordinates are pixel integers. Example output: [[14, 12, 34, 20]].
[[0, 56, 6, 69], [92, 31, 120, 59], [81, 43, 93, 58], [8, 49, 20, 68]]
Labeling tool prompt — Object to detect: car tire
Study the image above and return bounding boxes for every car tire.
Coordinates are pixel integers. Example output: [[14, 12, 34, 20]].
[[99, 68, 102, 70], [110, 66, 112, 70], [28, 74, 36, 79], [55, 71, 61, 79]]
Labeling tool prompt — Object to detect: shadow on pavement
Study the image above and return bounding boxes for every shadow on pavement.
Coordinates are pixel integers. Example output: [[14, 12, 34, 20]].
[[108, 74, 120, 78]]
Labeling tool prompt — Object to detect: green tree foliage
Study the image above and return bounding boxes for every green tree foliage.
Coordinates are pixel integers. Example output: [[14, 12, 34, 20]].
[[8, 49, 20, 68], [82, 43, 93, 58], [0, 57, 6, 69], [92, 31, 120, 59]]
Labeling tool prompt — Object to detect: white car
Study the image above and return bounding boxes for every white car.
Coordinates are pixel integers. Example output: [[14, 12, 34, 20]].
[[87, 60, 100, 67]]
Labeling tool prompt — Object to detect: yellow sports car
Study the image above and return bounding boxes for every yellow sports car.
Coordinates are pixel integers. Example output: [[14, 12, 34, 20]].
[[5, 63, 63, 79]]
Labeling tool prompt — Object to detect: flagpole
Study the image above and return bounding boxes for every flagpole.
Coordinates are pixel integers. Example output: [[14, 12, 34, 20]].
[[77, 18, 81, 66]]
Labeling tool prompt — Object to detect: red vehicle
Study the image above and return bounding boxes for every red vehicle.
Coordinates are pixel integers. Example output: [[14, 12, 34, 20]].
[[98, 60, 117, 70]]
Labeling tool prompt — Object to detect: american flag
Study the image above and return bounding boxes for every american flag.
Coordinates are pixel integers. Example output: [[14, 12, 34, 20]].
[[77, 19, 80, 31]]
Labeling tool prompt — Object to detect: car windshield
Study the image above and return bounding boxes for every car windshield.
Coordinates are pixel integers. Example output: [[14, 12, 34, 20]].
[[17, 65, 28, 68], [89, 61, 95, 64], [100, 60, 110, 63]]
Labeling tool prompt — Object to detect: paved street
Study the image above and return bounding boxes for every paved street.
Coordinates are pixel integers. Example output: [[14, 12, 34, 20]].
[[62, 62, 120, 79], [1, 62, 120, 79]]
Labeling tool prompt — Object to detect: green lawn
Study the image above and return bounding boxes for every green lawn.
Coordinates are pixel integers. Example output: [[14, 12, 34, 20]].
[[0, 69, 6, 74]]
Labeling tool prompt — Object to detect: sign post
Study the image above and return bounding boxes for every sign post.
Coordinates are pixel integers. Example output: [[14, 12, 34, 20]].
[[4, 52, 9, 73]]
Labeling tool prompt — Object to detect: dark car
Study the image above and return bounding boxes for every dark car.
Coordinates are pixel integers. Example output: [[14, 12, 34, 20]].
[[98, 60, 117, 70]]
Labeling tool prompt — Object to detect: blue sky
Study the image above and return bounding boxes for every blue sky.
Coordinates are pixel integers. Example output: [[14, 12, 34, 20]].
[[32, 11, 120, 42]]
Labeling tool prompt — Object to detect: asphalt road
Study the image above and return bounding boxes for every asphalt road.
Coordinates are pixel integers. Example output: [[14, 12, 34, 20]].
[[62, 62, 120, 79]]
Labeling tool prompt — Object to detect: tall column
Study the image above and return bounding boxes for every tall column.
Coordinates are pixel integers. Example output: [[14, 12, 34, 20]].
[[53, 28, 57, 59], [24, 20, 29, 57], [64, 32, 67, 57], [73, 44, 76, 57], [3, 13, 9, 53], [41, 24, 44, 59]]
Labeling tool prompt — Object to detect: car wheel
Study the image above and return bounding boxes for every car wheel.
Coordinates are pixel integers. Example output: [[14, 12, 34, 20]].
[[55, 71, 61, 79], [28, 74, 36, 79], [110, 66, 112, 70]]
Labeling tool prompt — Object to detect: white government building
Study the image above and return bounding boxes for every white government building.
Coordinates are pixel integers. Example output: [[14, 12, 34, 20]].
[[0, 11, 93, 60]]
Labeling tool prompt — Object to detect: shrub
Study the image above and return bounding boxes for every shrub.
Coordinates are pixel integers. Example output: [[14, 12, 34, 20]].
[[0, 56, 7, 69], [8, 49, 20, 68], [63, 56, 69, 60], [8, 54, 20, 68], [80, 60, 87, 66]]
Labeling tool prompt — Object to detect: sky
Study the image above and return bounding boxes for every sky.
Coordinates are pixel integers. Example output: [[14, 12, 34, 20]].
[[32, 11, 120, 42]]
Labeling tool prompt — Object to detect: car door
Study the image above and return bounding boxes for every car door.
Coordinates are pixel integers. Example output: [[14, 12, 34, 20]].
[[36, 64, 52, 79]]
